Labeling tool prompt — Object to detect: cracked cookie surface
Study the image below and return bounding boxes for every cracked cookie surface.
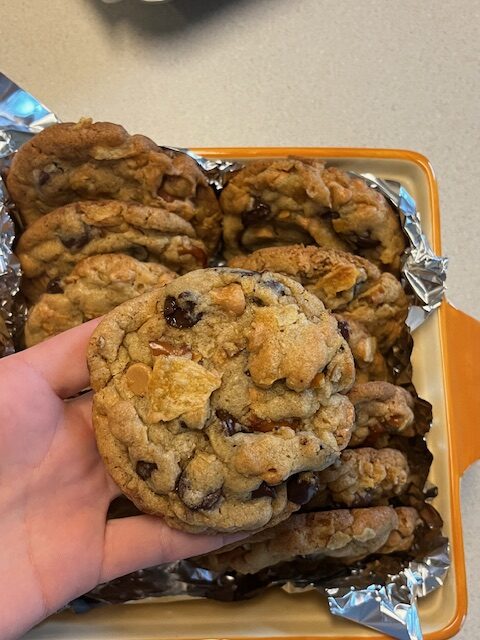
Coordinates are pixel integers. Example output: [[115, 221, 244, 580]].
[[7, 119, 222, 252], [221, 159, 406, 272], [24, 253, 176, 346], [88, 268, 355, 533], [17, 200, 207, 302], [229, 244, 408, 351]]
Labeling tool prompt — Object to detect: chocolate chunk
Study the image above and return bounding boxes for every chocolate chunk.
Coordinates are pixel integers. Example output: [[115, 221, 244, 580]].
[[216, 409, 250, 435], [38, 170, 50, 186], [128, 245, 149, 261], [263, 279, 288, 296], [177, 474, 222, 511], [354, 232, 380, 249], [136, 460, 158, 480], [322, 209, 340, 220], [287, 474, 319, 505], [46, 278, 63, 294], [241, 198, 272, 227], [197, 489, 222, 511], [252, 482, 277, 499], [251, 296, 266, 306], [60, 227, 91, 250], [249, 417, 300, 433], [164, 293, 202, 329], [337, 319, 350, 341]]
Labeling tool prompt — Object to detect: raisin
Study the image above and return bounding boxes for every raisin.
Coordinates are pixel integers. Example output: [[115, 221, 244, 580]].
[[136, 460, 158, 480], [164, 293, 202, 328]]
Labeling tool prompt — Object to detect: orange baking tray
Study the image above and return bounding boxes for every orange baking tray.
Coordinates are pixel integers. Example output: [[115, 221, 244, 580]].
[[26, 148, 480, 640]]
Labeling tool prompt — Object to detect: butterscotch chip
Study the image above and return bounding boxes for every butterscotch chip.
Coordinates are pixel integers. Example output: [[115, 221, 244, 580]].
[[24, 253, 177, 346], [7, 119, 222, 252], [222, 159, 406, 272], [88, 268, 355, 534], [125, 363, 152, 396], [210, 284, 246, 316]]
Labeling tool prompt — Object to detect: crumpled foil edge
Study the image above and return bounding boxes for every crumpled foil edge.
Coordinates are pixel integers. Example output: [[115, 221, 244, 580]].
[[0, 71, 450, 640]]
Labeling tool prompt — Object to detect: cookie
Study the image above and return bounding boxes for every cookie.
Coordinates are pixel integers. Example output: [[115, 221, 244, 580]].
[[6, 119, 222, 252], [378, 506, 421, 554], [199, 506, 409, 574], [335, 315, 390, 382], [348, 382, 415, 447], [229, 244, 408, 351], [302, 447, 409, 510], [17, 200, 207, 302], [221, 159, 406, 272], [24, 254, 176, 347], [88, 268, 355, 533]]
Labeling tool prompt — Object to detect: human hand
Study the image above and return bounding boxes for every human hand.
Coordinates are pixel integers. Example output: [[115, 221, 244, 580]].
[[0, 320, 240, 639]]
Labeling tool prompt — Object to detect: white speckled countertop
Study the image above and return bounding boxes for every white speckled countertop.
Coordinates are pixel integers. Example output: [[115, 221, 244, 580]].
[[1, 0, 478, 637]]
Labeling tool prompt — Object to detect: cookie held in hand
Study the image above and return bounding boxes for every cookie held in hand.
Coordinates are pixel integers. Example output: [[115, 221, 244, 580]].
[[88, 268, 355, 533]]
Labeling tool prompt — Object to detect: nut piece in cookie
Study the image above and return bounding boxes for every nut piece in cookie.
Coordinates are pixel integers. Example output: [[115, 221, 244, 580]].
[[87, 268, 355, 534], [348, 382, 415, 447], [7, 119, 222, 252], [229, 244, 408, 351], [302, 447, 410, 509], [24, 254, 176, 347], [17, 200, 207, 302], [221, 159, 406, 272]]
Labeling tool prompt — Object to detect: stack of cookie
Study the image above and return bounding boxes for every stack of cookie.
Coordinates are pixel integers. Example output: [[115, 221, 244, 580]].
[[7, 122, 432, 578], [7, 119, 222, 346]]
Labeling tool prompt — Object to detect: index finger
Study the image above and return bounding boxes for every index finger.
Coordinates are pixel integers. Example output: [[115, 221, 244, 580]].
[[18, 318, 102, 399]]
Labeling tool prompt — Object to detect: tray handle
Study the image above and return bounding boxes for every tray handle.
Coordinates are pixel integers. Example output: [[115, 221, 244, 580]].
[[443, 302, 480, 475]]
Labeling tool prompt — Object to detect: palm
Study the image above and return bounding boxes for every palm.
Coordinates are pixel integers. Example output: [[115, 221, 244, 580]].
[[0, 321, 237, 639]]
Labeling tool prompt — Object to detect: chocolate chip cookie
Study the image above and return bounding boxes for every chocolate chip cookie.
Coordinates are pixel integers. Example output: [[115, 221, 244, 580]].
[[17, 200, 207, 302], [221, 159, 406, 272], [24, 254, 176, 347], [229, 244, 408, 351], [348, 382, 415, 447], [198, 506, 418, 574], [303, 447, 410, 510], [335, 315, 390, 382], [7, 119, 222, 252], [88, 268, 355, 533]]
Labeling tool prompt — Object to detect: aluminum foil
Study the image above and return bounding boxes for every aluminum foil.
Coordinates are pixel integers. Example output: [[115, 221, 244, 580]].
[[0, 71, 450, 640]]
